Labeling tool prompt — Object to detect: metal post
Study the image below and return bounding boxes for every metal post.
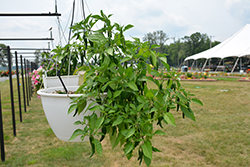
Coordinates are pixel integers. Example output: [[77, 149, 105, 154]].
[[20, 56, 27, 112], [27, 60, 31, 100], [7, 46, 16, 136], [0, 91, 5, 162], [15, 52, 22, 122], [29, 61, 32, 99], [24, 59, 29, 106]]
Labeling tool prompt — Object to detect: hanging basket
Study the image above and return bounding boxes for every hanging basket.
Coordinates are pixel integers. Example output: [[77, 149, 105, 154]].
[[37, 86, 99, 142], [43, 75, 80, 89]]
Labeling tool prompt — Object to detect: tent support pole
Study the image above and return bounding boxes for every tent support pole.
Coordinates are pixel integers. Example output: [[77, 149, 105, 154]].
[[231, 57, 239, 73], [209, 58, 211, 70], [247, 57, 250, 64], [215, 59, 222, 72], [191, 60, 195, 70], [196, 60, 198, 71], [201, 59, 208, 71], [240, 57, 242, 71]]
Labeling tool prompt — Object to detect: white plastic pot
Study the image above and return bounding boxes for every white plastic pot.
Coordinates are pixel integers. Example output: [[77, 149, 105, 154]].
[[43, 75, 80, 89], [37, 86, 98, 142]]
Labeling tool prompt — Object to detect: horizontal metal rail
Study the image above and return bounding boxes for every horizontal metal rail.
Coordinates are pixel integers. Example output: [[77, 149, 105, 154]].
[[0, 13, 61, 16], [0, 38, 54, 41]]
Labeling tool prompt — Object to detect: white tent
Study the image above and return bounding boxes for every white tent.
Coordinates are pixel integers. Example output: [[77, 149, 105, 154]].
[[184, 24, 250, 72]]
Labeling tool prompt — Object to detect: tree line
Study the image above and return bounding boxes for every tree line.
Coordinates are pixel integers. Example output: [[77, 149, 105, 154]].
[[143, 30, 220, 67]]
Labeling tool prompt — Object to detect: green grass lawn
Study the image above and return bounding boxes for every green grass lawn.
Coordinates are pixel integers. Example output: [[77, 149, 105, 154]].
[[211, 77, 240, 81], [0, 78, 249, 166]]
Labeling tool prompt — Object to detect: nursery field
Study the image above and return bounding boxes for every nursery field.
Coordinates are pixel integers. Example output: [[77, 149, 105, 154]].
[[0, 78, 249, 167]]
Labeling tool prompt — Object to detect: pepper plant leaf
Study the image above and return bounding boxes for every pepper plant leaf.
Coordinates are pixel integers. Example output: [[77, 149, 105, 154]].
[[127, 81, 139, 91], [93, 139, 102, 156], [181, 106, 196, 121], [191, 98, 203, 106], [69, 129, 85, 141], [142, 140, 152, 160], [163, 113, 176, 127]]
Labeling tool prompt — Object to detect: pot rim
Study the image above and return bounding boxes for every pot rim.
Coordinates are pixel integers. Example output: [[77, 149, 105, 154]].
[[43, 74, 80, 79], [37, 86, 81, 97]]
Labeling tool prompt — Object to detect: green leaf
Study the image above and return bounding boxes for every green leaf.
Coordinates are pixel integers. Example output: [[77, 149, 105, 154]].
[[89, 105, 101, 112], [93, 139, 102, 156], [73, 121, 83, 125], [87, 33, 106, 43], [166, 79, 173, 89], [142, 140, 152, 160], [101, 81, 111, 92], [137, 96, 146, 103], [123, 24, 134, 31], [124, 142, 134, 155], [68, 104, 77, 114], [108, 89, 112, 98], [143, 155, 152, 166], [89, 113, 98, 130], [113, 90, 123, 98], [103, 56, 110, 67], [127, 81, 139, 91], [150, 44, 160, 49], [191, 98, 203, 106], [112, 116, 124, 126], [176, 92, 188, 103], [162, 61, 170, 71], [152, 146, 161, 152], [77, 99, 87, 114], [151, 52, 157, 67], [112, 131, 123, 149], [163, 113, 176, 127], [89, 136, 95, 157], [69, 129, 85, 141], [98, 77, 108, 83], [130, 104, 136, 110], [120, 57, 132, 63], [108, 110, 116, 114], [106, 48, 113, 55], [109, 128, 117, 148], [136, 104, 144, 111], [147, 64, 152, 74], [181, 106, 196, 121], [95, 117, 104, 130], [154, 130, 167, 136], [159, 57, 167, 63], [122, 128, 135, 139], [146, 90, 155, 98], [150, 70, 160, 77]]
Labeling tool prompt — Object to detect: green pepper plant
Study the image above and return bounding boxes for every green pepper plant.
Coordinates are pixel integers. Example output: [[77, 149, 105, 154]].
[[68, 10, 203, 166]]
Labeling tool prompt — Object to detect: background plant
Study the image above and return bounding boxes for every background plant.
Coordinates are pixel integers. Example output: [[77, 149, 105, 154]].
[[30, 66, 44, 92], [186, 72, 193, 78], [69, 11, 202, 166], [40, 45, 84, 77]]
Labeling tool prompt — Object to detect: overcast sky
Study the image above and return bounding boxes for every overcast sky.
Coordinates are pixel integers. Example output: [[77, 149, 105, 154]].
[[1, 0, 250, 59]]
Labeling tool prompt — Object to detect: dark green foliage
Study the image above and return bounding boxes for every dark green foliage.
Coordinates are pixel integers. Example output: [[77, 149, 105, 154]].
[[0, 43, 12, 67]]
